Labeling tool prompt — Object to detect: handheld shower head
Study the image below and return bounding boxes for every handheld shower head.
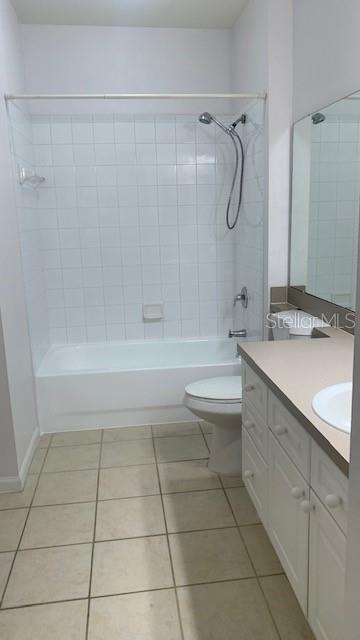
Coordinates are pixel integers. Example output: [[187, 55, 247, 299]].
[[198, 110, 246, 230]]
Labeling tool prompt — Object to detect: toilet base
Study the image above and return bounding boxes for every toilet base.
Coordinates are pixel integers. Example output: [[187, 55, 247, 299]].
[[208, 422, 242, 476]]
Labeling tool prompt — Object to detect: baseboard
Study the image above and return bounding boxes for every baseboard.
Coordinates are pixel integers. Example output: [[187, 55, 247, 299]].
[[0, 428, 39, 493], [18, 428, 40, 485], [0, 475, 23, 493]]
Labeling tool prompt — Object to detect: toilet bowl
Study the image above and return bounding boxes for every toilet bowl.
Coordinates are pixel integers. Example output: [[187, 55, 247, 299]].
[[184, 376, 242, 476]]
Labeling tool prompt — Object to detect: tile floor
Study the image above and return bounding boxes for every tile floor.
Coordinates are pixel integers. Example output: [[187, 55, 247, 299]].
[[0, 421, 315, 639]]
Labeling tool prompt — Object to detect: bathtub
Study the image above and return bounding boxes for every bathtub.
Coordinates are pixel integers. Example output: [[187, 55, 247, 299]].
[[35, 338, 241, 433]]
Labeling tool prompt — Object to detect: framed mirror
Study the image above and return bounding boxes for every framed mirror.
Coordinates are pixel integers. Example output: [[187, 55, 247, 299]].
[[290, 91, 360, 311]]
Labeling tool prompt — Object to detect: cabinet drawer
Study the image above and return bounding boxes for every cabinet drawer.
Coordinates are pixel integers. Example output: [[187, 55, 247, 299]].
[[268, 432, 310, 613], [243, 401, 268, 461], [268, 390, 310, 481], [311, 441, 348, 534], [308, 490, 346, 640], [242, 362, 267, 421], [242, 429, 268, 526]]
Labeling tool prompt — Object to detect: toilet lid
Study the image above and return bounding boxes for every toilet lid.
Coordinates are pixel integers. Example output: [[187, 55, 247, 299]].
[[185, 376, 242, 401]]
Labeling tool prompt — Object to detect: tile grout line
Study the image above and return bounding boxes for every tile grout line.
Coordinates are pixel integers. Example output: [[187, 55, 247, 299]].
[[0, 523, 273, 556], [0, 571, 285, 614], [151, 428, 185, 640], [85, 428, 104, 640], [0, 437, 52, 609]]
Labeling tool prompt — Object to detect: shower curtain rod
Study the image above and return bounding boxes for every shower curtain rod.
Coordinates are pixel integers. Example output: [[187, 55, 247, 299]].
[[4, 91, 266, 101]]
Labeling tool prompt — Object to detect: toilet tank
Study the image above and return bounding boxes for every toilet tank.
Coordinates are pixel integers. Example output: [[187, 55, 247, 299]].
[[269, 309, 330, 341]]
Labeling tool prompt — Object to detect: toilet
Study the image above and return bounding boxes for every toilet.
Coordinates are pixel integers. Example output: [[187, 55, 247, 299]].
[[184, 376, 242, 476]]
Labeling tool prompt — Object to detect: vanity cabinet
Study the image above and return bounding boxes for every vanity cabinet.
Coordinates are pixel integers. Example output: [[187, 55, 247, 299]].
[[242, 429, 268, 525], [308, 491, 346, 640], [242, 361, 348, 640], [268, 432, 310, 612]]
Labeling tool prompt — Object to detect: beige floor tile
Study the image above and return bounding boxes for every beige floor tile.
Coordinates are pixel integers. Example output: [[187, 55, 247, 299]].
[[38, 434, 52, 449], [0, 552, 14, 599], [177, 578, 279, 640], [98, 464, 159, 500], [0, 509, 28, 552], [91, 536, 173, 596], [51, 429, 102, 447], [152, 422, 201, 438], [226, 487, 261, 525], [20, 503, 96, 549], [163, 489, 235, 533], [199, 421, 213, 434], [169, 528, 254, 586], [261, 574, 315, 639], [101, 440, 155, 468], [240, 524, 283, 576], [28, 448, 47, 474], [103, 425, 152, 442], [0, 599, 88, 639], [3, 544, 92, 607], [0, 475, 38, 510], [154, 435, 208, 463], [220, 473, 244, 488], [33, 469, 98, 506], [43, 444, 100, 473], [96, 496, 165, 540], [88, 590, 182, 640], [158, 460, 221, 493]]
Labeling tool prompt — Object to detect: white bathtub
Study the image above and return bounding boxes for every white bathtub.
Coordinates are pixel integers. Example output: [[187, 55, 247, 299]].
[[36, 338, 241, 433]]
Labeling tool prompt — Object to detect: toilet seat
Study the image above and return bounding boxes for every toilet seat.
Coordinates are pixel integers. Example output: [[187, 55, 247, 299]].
[[185, 376, 242, 404]]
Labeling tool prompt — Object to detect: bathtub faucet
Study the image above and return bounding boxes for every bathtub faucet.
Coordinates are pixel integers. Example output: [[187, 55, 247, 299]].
[[228, 329, 247, 338]]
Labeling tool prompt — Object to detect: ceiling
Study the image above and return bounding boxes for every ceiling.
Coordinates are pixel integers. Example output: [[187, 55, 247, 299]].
[[11, 0, 248, 29]]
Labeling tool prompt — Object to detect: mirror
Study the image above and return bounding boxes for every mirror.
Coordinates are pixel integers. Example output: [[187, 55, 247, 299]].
[[290, 91, 360, 310]]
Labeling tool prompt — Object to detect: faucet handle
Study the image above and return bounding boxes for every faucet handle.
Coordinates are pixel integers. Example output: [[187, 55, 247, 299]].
[[233, 286, 248, 309]]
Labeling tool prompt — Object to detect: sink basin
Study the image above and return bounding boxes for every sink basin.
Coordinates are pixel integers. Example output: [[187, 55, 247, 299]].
[[312, 383, 352, 433]]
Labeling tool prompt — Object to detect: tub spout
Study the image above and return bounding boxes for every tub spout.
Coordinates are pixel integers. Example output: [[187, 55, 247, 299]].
[[228, 329, 247, 338]]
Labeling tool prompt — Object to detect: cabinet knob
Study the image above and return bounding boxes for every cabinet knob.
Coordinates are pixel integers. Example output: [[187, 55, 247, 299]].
[[244, 470, 254, 479], [274, 424, 288, 437], [244, 384, 255, 392], [291, 487, 304, 500], [325, 494, 341, 509], [300, 500, 314, 513], [243, 420, 254, 430]]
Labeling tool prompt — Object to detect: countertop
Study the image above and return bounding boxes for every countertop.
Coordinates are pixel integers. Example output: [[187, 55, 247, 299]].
[[239, 328, 353, 475]]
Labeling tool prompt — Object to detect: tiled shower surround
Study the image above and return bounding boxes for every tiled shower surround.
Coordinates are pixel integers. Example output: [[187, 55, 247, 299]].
[[10, 106, 265, 357], [308, 114, 360, 308]]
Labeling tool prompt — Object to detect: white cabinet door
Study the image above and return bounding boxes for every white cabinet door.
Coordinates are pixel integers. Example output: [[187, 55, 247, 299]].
[[268, 432, 310, 613], [242, 429, 268, 526], [308, 491, 346, 640]]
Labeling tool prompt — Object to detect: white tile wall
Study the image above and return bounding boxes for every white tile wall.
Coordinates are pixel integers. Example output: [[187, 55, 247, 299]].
[[234, 100, 265, 341], [8, 103, 50, 368], [308, 115, 360, 308], [31, 113, 242, 343]]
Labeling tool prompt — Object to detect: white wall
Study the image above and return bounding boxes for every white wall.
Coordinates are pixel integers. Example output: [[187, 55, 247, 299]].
[[231, 0, 267, 94], [293, 0, 360, 121], [0, 0, 39, 487], [21, 24, 231, 117]]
